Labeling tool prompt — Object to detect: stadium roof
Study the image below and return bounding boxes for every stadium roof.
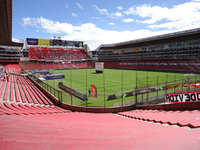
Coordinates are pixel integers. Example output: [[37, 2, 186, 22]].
[[96, 28, 200, 51], [0, 0, 23, 47]]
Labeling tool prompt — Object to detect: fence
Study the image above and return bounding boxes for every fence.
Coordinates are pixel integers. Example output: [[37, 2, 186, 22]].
[[29, 75, 63, 103], [30, 68, 200, 108]]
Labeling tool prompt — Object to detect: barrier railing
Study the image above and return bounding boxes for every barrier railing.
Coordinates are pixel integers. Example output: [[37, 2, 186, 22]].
[[31, 68, 200, 108], [29, 76, 63, 103]]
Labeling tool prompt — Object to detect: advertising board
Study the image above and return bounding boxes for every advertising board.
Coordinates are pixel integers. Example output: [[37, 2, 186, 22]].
[[108, 87, 158, 100], [62, 40, 84, 47], [38, 39, 50, 46], [58, 82, 87, 101], [26, 38, 38, 45], [43, 74, 65, 80], [166, 91, 200, 103], [50, 39, 62, 46]]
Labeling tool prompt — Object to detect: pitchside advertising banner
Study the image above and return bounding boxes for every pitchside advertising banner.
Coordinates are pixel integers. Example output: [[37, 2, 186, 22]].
[[166, 91, 200, 103], [58, 82, 87, 101], [108, 87, 158, 100]]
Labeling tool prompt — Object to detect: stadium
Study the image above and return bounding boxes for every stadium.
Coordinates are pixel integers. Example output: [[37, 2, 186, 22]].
[[0, 0, 200, 149]]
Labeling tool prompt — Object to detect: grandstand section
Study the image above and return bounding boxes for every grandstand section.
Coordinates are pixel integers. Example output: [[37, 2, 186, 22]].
[[17, 36, 93, 71], [0, 45, 22, 63], [19, 61, 94, 71], [0, 0, 23, 63], [28, 47, 89, 62], [96, 28, 200, 73], [18, 37, 92, 71], [24, 37, 90, 62]]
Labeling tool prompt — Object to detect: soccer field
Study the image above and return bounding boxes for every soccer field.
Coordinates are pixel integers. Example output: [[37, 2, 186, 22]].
[[40, 68, 199, 107]]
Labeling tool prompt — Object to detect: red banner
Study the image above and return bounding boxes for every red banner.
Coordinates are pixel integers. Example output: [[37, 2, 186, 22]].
[[191, 83, 200, 89], [91, 85, 97, 98]]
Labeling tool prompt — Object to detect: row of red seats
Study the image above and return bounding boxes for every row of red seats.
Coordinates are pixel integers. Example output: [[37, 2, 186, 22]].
[[118, 109, 200, 128], [0, 102, 70, 115], [0, 74, 54, 105], [0, 110, 200, 150]]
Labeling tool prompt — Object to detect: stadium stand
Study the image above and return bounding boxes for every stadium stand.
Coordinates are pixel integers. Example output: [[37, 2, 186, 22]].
[[118, 109, 200, 128], [19, 61, 94, 71], [0, 68, 55, 105], [21, 45, 92, 71], [0, 111, 200, 150], [29, 47, 43, 60], [0, 46, 22, 63], [19, 62, 45, 70], [0, 1, 200, 148], [97, 28, 200, 72], [28, 47, 90, 62], [1, 62, 199, 149], [0, 73, 69, 115], [4, 63, 21, 73]]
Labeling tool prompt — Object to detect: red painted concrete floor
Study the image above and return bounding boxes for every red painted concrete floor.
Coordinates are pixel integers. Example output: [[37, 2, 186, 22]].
[[0, 112, 200, 150]]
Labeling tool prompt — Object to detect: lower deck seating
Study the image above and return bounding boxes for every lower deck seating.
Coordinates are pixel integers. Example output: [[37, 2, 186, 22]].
[[0, 72, 70, 116], [0, 102, 70, 115], [19, 62, 94, 71], [0, 74, 54, 105], [118, 109, 200, 128], [4, 64, 22, 73], [0, 112, 200, 150], [103, 60, 200, 72]]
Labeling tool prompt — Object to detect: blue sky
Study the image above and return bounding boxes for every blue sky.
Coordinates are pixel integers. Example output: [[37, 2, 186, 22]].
[[13, 0, 200, 49]]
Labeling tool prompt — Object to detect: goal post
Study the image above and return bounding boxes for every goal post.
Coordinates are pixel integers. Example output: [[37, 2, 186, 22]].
[[95, 62, 104, 73]]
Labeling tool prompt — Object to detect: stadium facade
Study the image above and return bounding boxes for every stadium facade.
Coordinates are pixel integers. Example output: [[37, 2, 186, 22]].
[[96, 28, 200, 73]]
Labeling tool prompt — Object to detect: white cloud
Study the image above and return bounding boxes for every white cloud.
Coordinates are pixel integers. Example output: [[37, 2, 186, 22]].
[[76, 3, 83, 10], [149, 19, 200, 30], [124, 1, 200, 30], [110, 12, 123, 17], [124, 7, 135, 15], [22, 18, 39, 26], [123, 18, 134, 23], [135, 5, 169, 24], [94, 5, 123, 18], [108, 22, 115, 25], [22, 16, 179, 50], [72, 13, 78, 17], [117, 6, 123, 10], [93, 5, 108, 15], [22, 17, 77, 34]]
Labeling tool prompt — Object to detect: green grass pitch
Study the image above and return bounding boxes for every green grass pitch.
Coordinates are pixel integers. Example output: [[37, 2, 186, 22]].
[[40, 68, 199, 107]]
